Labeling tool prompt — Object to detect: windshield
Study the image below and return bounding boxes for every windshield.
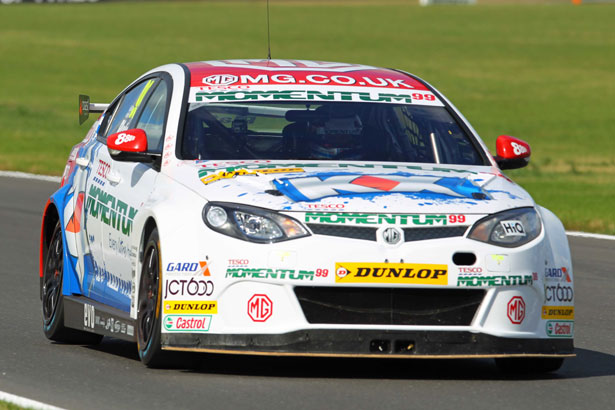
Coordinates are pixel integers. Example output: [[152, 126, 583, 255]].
[[181, 102, 487, 165]]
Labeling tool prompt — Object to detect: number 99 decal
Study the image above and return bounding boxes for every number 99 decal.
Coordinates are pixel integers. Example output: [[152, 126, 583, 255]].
[[448, 214, 466, 224]]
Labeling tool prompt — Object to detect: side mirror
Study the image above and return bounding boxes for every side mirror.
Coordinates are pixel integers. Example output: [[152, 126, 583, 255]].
[[107, 129, 157, 163], [494, 135, 531, 170]]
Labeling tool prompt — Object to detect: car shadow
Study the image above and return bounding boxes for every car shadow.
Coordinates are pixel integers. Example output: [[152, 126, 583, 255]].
[[183, 346, 615, 380], [83, 337, 141, 362], [83, 339, 614, 381]]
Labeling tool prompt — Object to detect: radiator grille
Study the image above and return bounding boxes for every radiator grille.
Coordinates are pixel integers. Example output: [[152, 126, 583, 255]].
[[306, 224, 468, 242], [294, 287, 484, 326]]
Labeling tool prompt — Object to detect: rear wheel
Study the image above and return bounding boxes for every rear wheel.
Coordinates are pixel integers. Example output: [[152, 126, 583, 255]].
[[42, 221, 103, 344], [137, 228, 170, 367], [495, 357, 565, 374]]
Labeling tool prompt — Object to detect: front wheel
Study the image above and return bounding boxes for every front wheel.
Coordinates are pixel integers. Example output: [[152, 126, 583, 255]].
[[42, 221, 102, 344], [137, 228, 170, 367], [495, 357, 565, 374]]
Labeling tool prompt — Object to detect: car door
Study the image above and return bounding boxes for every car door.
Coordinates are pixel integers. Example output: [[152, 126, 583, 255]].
[[85, 75, 170, 312]]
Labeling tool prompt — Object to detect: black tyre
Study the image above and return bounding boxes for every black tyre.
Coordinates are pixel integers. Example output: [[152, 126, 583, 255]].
[[495, 357, 565, 374], [137, 228, 172, 367], [42, 221, 103, 344]]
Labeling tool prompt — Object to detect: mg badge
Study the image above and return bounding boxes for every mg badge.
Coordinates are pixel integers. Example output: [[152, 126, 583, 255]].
[[202, 74, 238, 86], [382, 227, 402, 245]]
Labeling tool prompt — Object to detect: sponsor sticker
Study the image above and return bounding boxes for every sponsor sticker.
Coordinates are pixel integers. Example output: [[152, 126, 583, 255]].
[[499, 220, 526, 237], [486, 254, 510, 272], [458, 267, 483, 275], [274, 173, 487, 202], [114, 132, 136, 145], [541, 306, 575, 320], [164, 278, 214, 298], [546, 320, 574, 338], [163, 315, 212, 332], [190, 87, 442, 106], [226, 268, 314, 281], [457, 275, 532, 287], [86, 185, 138, 236], [202, 74, 239, 86], [200, 167, 304, 185], [545, 284, 574, 302], [197, 161, 478, 177], [334, 263, 447, 285], [544, 267, 572, 282], [267, 250, 297, 269], [507, 296, 525, 324], [163, 301, 218, 314], [166, 261, 211, 276], [228, 259, 250, 267], [247, 294, 273, 322], [305, 212, 452, 226], [84, 303, 95, 330]]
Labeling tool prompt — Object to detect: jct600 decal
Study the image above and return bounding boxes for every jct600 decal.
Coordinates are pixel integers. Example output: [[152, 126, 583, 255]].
[[164, 278, 214, 299]]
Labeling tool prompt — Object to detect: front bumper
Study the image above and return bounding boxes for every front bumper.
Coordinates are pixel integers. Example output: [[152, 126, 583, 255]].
[[161, 329, 574, 358]]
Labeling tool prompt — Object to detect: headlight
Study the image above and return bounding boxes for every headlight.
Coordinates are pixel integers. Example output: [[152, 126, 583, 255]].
[[468, 207, 542, 247], [203, 202, 310, 243]]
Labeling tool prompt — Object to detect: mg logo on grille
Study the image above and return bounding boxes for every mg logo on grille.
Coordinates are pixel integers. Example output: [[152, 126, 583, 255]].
[[382, 227, 402, 245], [202, 74, 238, 86], [507, 296, 525, 324], [247, 294, 273, 322]]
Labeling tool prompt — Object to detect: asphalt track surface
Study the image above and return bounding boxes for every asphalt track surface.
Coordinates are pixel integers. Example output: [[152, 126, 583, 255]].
[[0, 176, 613, 410]]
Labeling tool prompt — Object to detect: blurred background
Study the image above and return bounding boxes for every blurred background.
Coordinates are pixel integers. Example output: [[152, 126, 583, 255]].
[[0, 0, 613, 233]]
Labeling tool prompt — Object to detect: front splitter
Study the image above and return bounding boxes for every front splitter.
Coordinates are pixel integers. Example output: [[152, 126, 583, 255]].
[[161, 329, 574, 358]]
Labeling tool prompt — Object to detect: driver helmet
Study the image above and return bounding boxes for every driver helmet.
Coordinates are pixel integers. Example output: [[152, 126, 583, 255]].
[[308, 106, 363, 159]]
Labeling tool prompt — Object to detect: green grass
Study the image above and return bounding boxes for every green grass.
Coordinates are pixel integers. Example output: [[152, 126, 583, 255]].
[[1, 1, 614, 234], [0, 400, 27, 410]]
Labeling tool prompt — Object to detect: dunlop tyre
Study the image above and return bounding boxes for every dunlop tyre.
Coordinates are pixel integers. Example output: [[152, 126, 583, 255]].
[[137, 228, 187, 368]]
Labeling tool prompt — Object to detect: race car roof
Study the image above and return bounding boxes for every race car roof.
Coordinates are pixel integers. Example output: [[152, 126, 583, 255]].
[[184, 59, 430, 91]]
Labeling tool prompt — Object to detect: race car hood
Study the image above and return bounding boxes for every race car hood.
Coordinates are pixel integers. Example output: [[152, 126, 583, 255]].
[[170, 160, 535, 214]]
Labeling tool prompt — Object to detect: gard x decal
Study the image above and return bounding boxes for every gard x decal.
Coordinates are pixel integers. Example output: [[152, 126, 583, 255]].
[[197, 162, 478, 177], [167, 261, 211, 276], [194, 89, 425, 105], [541, 306, 575, 320], [305, 212, 449, 226], [200, 167, 304, 185], [86, 185, 138, 236], [335, 263, 448, 285], [273, 173, 488, 202], [226, 268, 314, 281], [457, 275, 533, 287]]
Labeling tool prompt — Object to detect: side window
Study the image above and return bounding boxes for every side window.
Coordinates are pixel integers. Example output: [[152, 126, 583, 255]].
[[135, 80, 168, 152], [105, 79, 157, 138]]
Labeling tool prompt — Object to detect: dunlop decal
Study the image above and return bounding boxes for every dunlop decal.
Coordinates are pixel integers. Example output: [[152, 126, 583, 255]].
[[541, 306, 575, 320], [335, 262, 447, 285]]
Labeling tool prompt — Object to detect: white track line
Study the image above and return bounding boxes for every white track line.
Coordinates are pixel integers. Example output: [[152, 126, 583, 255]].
[[0, 391, 65, 410], [0, 170, 61, 183], [1, 170, 614, 241], [565, 231, 615, 241]]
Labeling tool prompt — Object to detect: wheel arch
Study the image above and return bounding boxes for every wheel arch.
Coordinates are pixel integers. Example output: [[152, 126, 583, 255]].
[[40, 200, 60, 299], [140, 217, 159, 265], [537, 205, 573, 279], [131, 215, 159, 319]]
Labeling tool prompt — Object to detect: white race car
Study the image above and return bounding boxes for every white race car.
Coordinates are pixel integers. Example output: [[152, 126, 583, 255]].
[[40, 59, 574, 371]]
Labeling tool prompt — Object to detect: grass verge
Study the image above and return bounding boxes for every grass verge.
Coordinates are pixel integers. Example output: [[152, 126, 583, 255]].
[[0, 1, 613, 233]]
